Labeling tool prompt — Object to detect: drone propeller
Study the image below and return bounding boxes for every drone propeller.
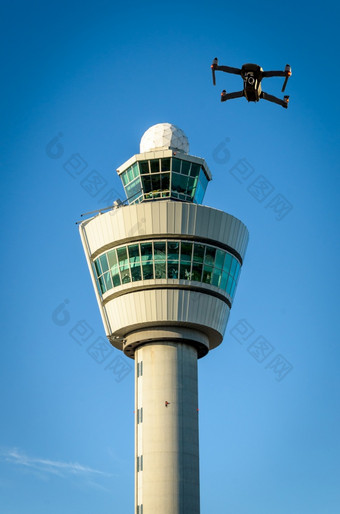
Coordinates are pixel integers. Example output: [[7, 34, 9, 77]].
[[211, 57, 218, 85], [282, 64, 292, 92]]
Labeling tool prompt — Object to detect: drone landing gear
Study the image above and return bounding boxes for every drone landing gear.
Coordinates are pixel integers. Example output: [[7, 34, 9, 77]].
[[261, 92, 289, 109], [221, 90, 244, 102]]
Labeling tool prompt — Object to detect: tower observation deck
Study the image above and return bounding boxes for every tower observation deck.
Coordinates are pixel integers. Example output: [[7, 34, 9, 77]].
[[79, 123, 249, 514]]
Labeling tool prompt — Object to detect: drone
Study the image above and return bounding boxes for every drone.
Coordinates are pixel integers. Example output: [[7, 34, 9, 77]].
[[211, 58, 292, 108]]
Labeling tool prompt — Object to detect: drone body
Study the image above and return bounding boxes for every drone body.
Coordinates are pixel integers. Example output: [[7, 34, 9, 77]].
[[211, 58, 292, 108]]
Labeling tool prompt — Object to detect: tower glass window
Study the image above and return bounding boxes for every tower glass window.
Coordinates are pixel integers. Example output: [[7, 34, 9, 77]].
[[94, 240, 241, 299], [150, 159, 160, 173], [119, 156, 210, 205], [161, 158, 170, 171]]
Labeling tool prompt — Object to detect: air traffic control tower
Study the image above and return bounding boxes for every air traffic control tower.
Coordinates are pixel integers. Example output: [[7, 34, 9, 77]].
[[79, 123, 249, 514]]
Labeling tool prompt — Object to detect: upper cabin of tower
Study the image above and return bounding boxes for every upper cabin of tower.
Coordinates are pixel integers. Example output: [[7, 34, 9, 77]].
[[116, 123, 212, 205]]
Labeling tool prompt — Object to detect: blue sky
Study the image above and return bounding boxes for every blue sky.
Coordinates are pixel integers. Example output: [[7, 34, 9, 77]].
[[1, 0, 339, 512]]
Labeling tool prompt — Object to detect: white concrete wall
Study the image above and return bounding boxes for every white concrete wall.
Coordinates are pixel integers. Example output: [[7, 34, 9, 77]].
[[105, 289, 229, 351], [81, 201, 249, 261], [135, 342, 199, 514]]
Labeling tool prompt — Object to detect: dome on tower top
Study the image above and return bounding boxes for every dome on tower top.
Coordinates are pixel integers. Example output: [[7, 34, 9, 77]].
[[140, 123, 189, 154]]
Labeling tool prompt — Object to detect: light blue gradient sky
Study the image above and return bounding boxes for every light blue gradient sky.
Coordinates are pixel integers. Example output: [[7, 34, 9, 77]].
[[1, 1, 339, 513]]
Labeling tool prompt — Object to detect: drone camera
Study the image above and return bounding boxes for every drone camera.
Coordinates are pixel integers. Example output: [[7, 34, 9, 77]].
[[247, 76, 255, 85]]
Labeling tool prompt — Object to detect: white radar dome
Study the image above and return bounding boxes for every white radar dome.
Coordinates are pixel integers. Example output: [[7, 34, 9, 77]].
[[140, 123, 189, 154]]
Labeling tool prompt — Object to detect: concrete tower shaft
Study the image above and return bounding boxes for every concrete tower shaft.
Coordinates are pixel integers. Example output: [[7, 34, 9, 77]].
[[135, 342, 199, 513]]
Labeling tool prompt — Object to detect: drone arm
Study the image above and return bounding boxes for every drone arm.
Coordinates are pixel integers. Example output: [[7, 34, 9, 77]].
[[211, 58, 242, 85], [216, 65, 242, 75], [221, 90, 245, 102], [281, 75, 289, 92], [260, 91, 289, 109], [211, 66, 216, 85], [262, 70, 286, 77], [263, 64, 292, 92]]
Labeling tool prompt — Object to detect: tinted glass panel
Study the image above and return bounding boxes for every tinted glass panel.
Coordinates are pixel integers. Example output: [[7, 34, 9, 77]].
[[122, 171, 129, 186], [193, 244, 205, 263], [150, 159, 160, 173], [151, 174, 161, 191], [190, 163, 201, 177], [100, 254, 109, 273], [220, 271, 228, 290], [142, 175, 152, 193], [99, 276, 106, 293], [161, 158, 170, 171], [211, 270, 220, 287], [140, 161, 149, 174], [94, 259, 102, 276], [154, 242, 166, 260], [161, 173, 170, 190], [230, 258, 237, 277], [234, 262, 240, 282], [117, 247, 128, 265], [226, 274, 233, 295], [127, 167, 134, 182], [187, 177, 196, 196], [132, 163, 139, 178], [104, 272, 113, 290], [192, 262, 203, 281], [167, 241, 179, 260], [172, 158, 181, 173], [141, 243, 153, 261], [215, 250, 225, 269], [172, 173, 188, 194], [195, 182, 205, 204], [180, 262, 192, 280], [223, 253, 232, 274], [181, 160, 191, 175], [131, 264, 142, 282], [168, 261, 179, 279], [142, 262, 154, 280], [205, 246, 216, 265], [126, 178, 141, 201], [202, 265, 213, 284], [110, 263, 119, 278], [199, 168, 209, 189], [121, 268, 131, 284], [128, 244, 140, 261], [112, 273, 121, 287], [180, 242, 192, 261], [107, 250, 117, 268], [155, 262, 166, 279]]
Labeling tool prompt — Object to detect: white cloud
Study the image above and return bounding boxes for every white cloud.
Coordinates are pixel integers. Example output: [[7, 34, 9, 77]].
[[0, 447, 112, 481]]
